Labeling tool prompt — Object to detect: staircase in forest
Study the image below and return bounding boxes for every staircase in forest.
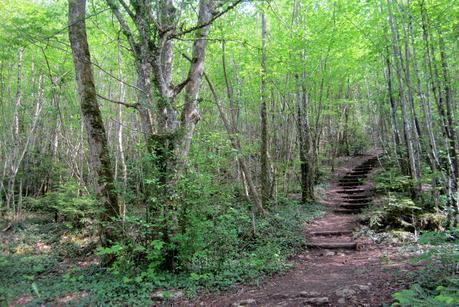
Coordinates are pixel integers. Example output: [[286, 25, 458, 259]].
[[307, 156, 380, 250]]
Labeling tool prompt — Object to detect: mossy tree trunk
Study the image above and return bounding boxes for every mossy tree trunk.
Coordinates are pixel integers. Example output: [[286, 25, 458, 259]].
[[68, 0, 119, 247]]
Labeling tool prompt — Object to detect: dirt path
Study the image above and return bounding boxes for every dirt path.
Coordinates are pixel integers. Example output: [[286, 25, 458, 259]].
[[178, 155, 413, 306]]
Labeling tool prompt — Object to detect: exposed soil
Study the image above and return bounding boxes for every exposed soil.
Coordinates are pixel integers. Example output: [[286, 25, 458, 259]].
[[177, 155, 416, 306]]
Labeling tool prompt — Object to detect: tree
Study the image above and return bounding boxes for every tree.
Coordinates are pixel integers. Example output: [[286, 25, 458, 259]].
[[68, 0, 119, 247], [260, 9, 270, 206]]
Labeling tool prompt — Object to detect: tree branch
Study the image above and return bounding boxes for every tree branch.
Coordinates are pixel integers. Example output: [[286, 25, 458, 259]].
[[173, 77, 190, 98], [96, 93, 139, 109], [172, 0, 242, 38], [118, 0, 136, 21], [105, 0, 138, 55]]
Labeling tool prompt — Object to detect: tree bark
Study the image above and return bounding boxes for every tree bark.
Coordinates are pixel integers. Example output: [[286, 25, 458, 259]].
[[296, 73, 314, 202], [68, 0, 119, 246]]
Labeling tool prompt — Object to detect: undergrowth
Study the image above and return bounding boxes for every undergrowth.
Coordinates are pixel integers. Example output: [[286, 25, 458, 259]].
[[391, 229, 459, 306], [364, 160, 459, 306], [0, 198, 324, 305], [364, 162, 449, 233]]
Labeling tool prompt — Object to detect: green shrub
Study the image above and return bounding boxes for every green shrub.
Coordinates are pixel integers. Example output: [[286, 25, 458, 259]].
[[101, 178, 325, 290], [25, 181, 99, 228], [369, 194, 422, 231], [374, 168, 412, 193]]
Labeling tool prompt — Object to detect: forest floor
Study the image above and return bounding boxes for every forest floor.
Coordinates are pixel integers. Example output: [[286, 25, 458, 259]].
[[179, 154, 419, 306]]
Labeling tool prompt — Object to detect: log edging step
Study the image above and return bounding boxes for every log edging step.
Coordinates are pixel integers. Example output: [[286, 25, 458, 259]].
[[309, 230, 353, 236], [341, 203, 369, 209], [307, 242, 357, 250], [336, 189, 367, 194], [341, 194, 371, 199], [334, 208, 361, 214], [342, 198, 371, 204]]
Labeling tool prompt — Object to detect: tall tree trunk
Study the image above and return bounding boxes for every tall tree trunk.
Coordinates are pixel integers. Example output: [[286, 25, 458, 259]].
[[409, 10, 443, 206], [419, 0, 457, 225], [398, 1, 422, 174], [296, 74, 314, 202], [387, 0, 419, 189], [437, 29, 458, 226], [68, 0, 119, 247], [179, 0, 215, 160], [260, 10, 270, 206], [384, 53, 404, 170], [116, 43, 128, 218]]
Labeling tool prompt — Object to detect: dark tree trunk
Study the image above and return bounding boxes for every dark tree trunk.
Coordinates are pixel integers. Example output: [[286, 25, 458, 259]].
[[296, 74, 314, 202], [68, 0, 119, 247]]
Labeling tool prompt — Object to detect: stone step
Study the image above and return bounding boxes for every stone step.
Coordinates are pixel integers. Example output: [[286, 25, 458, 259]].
[[309, 230, 353, 236], [308, 242, 357, 250]]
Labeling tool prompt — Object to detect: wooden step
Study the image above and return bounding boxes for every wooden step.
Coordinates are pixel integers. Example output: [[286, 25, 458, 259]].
[[347, 170, 369, 174], [339, 181, 361, 186], [308, 242, 357, 250], [339, 182, 361, 187], [337, 189, 366, 194], [342, 194, 371, 199], [340, 178, 363, 182], [342, 198, 371, 204], [341, 203, 369, 209], [347, 172, 369, 176], [343, 174, 366, 179], [309, 230, 353, 236], [334, 208, 360, 214], [353, 168, 372, 172]]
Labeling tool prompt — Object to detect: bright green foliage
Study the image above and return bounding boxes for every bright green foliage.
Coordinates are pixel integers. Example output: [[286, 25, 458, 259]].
[[374, 169, 413, 193], [0, 0, 457, 304]]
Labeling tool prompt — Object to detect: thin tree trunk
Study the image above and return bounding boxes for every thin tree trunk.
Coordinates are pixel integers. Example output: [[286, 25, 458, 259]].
[[204, 73, 265, 214], [260, 11, 270, 206], [387, 0, 419, 187], [384, 53, 404, 170], [116, 44, 128, 218]]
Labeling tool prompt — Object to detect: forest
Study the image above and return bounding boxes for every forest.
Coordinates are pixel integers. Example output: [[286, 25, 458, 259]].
[[0, 0, 457, 305]]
